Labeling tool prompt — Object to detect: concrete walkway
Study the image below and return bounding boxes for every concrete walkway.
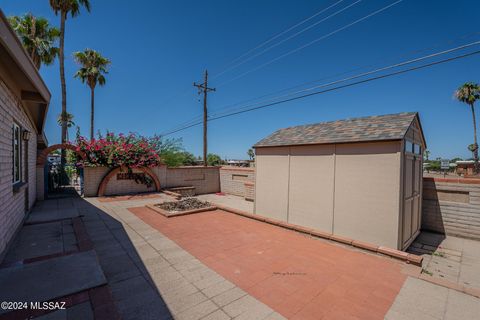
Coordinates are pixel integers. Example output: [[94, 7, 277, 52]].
[[0, 196, 117, 320], [196, 194, 254, 214], [408, 231, 480, 289], [386, 277, 480, 320]]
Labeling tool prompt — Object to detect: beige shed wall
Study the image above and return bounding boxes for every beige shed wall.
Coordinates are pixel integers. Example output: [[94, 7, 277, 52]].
[[333, 142, 402, 249], [254, 147, 289, 221], [288, 145, 335, 232], [254, 141, 404, 249]]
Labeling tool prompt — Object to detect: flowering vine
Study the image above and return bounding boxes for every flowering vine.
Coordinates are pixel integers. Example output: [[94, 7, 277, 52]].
[[75, 132, 162, 169]]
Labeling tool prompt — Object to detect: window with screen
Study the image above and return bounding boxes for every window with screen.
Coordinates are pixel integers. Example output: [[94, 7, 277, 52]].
[[13, 123, 21, 183]]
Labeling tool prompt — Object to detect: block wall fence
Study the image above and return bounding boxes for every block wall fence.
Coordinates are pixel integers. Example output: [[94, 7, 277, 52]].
[[83, 165, 221, 197], [422, 177, 480, 240], [219, 167, 255, 201]]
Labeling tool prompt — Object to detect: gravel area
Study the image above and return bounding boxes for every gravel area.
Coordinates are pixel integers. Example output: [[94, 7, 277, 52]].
[[155, 198, 212, 212]]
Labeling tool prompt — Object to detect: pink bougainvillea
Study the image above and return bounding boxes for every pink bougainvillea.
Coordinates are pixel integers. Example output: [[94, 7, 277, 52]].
[[76, 132, 162, 168]]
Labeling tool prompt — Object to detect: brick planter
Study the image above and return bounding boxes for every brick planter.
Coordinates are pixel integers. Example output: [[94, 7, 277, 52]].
[[145, 204, 217, 218]]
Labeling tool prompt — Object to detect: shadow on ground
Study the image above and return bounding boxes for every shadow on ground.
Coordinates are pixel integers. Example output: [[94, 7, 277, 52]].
[[0, 190, 173, 320]]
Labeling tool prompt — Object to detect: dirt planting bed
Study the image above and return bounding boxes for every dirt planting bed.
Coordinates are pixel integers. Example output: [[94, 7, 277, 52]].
[[146, 198, 217, 217]]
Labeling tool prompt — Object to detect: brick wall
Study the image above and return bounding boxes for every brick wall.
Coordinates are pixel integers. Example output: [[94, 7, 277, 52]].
[[244, 182, 255, 201], [83, 167, 109, 197], [83, 165, 220, 197], [220, 167, 255, 198], [164, 166, 220, 195], [422, 177, 480, 240], [0, 79, 37, 256]]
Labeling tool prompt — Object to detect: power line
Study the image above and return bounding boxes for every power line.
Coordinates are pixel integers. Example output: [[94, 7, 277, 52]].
[[156, 0, 402, 130], [215, 0, 404, 88], [223, 40, 480, 110], [168, 38, 480, 132], [160, 49, 480, 136], [156, 1, 348, 118], [211, 0, 361, 80], [211, 0, 346, 79]]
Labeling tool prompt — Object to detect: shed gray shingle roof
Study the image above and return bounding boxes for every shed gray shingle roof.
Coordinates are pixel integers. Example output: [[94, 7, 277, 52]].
[[254, 112, 419, 148]]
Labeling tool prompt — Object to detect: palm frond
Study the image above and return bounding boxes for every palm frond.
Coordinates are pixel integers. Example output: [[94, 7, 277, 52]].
[[455, 82, 480, 105], [49, 0, 91, 17], [73, 48, 111, 89], [8, 13, 60, 69]]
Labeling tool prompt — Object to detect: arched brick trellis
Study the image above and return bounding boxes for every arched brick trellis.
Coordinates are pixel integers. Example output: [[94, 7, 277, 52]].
[[36, 143, 86, 167], [97, 166, 161, 197]]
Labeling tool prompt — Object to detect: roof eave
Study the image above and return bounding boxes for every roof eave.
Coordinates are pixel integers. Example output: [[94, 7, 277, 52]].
[[253, 138, 404, 149], [0, 10, 51, 133]]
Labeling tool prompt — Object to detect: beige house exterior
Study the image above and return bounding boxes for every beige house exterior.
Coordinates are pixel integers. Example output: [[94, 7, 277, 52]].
[[253, 113, 426, 250], [0, 10, 51, 257]]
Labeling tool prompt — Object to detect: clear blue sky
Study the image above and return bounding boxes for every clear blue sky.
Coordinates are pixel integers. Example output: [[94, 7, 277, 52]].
[[3, 0, 480, 160]]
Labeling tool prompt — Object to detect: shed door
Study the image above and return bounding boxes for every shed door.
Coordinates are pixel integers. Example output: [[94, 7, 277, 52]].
[[402, 149, 422, 249]]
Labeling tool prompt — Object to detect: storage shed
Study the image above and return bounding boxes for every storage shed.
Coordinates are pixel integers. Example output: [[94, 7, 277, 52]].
[[253, 112, 426, 250]]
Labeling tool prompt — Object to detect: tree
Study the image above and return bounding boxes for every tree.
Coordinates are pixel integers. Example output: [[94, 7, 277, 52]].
[[8, 14, 59, 69], [179, 152, 197, 166], [423, 149, 430, 162], [73, 49, 111, 141], [455, 82, 480, 173], [49, 0, 91, 157], [207, 153, 222, 166], [247, 148, 255, 160], [57, 111, 75, 141]]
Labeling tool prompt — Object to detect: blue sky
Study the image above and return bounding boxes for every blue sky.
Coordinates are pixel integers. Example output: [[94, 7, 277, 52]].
[[3, 0, 480, 160]]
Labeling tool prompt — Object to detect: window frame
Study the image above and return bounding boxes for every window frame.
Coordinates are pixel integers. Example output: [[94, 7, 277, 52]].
[[12, 122, 22, 184]]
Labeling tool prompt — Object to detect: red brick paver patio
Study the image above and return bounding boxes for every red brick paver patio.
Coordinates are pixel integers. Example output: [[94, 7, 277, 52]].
[[129, 207, 407, 319]]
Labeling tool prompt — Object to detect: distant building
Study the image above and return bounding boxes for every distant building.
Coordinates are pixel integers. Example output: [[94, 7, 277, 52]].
[[455, 160, 474, 176], [225, 159, 252, 167]]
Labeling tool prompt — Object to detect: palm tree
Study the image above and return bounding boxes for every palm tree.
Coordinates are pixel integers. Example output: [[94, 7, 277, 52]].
[[57, 112, 75, 141], [8, 14, 60, 69], [247, 148, 255, 160], [423, 149, 430, 161], [49, 0, 90, 151], [73, 49, 111, 140], [455, 82, 480, 173]]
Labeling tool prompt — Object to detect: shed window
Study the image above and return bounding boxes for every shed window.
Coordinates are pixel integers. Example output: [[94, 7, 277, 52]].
[[405, 140, 413, 153], [414, 144, 422, 155], [13, 123, 22, 183]]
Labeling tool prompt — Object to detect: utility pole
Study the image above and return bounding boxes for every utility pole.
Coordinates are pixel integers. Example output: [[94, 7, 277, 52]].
[[194, 70, 215, 166]]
